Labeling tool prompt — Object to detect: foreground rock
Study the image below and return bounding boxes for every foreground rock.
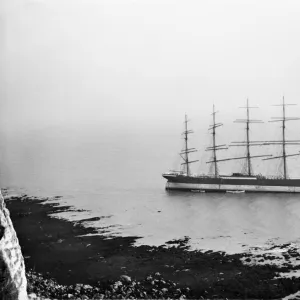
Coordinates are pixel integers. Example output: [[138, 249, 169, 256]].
[[0, 191, 28, 299]]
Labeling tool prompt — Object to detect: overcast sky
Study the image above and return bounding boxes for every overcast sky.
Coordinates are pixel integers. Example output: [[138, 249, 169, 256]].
[[1, 0, 300, 131]]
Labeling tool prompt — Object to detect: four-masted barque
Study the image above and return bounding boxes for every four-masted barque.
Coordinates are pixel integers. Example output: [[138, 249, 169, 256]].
[[162, 98, 300, 193]]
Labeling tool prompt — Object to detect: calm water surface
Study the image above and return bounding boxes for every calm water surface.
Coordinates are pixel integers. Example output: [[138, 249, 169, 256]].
[[1, 122, 300, 254]]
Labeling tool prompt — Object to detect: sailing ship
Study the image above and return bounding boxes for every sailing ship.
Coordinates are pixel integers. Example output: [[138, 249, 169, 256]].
[[162, 97, 300, 193]]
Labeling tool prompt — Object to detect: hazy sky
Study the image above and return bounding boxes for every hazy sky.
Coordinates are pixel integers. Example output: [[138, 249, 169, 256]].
[[1, 0, 300, 131]]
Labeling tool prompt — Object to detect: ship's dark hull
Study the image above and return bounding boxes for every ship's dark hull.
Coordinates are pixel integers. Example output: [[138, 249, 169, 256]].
[[163, 174, 300, 193]]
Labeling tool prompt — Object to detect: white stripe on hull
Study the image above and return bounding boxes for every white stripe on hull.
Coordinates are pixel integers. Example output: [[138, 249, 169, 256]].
[[166, 182, 300, 193]]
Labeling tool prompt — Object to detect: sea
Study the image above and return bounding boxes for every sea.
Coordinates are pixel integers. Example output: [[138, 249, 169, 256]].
[[1, 119, 300, 254]]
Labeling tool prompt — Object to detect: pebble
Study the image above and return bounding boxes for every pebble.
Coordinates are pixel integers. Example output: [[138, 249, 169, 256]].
[[83, 284, 93, 290], [27, 270, 191, 300], [93, 293, 104, 299], [114, 280, 123, 288], [120, 275, 131, 282], [28, 293, 37, 299]]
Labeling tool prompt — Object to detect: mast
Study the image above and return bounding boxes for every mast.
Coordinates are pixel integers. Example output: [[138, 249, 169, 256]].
[[246, 99, 251, 176], [211, 100, 271, 173], [262, 97, 300, 179], [206, 105, 227, 177], [230, 99, 264, 176], [184, 115, 190, 175], [180, 115, 199, 176], [212, 105, 217, 177], [282, 97, 287, 178]]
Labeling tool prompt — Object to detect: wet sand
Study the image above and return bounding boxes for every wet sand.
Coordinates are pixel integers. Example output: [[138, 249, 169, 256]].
[[5, 193, 300, 299]]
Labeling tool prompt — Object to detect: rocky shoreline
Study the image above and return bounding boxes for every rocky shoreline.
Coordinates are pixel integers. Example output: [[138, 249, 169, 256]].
[[27, 270, 192, 299], [4, 192, 300, 299]]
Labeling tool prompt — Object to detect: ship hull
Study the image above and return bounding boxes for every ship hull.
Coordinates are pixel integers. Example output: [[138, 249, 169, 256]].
[[163, 174, 300, 193]]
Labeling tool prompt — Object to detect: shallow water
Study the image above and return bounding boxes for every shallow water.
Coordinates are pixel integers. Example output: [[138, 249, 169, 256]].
[[1, 121, 300, 254]]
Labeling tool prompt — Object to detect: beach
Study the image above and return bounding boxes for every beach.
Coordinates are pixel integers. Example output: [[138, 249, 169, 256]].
[[4, 192, 300, 299]]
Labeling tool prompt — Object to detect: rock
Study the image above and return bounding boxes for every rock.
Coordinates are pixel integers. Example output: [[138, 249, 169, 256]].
[[114, 280, 123, 288], [93, 294, 104, 299], [67, 294, 74, 299], [120, 275, 131, 283], [81, 296, 89, 300], [0, 191, 28, 299], [28, 293, 37, 299], [83, 284, 93, 290], [74, 283, 83, 291], [162, 288, 168, 293]]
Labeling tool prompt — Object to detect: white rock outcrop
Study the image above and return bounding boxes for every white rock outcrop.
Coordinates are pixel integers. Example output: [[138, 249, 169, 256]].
[[0, 191, 28, 299]]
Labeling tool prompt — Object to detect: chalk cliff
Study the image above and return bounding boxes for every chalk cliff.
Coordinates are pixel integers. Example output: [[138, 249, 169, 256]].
[[0, 191, 28, 299]]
